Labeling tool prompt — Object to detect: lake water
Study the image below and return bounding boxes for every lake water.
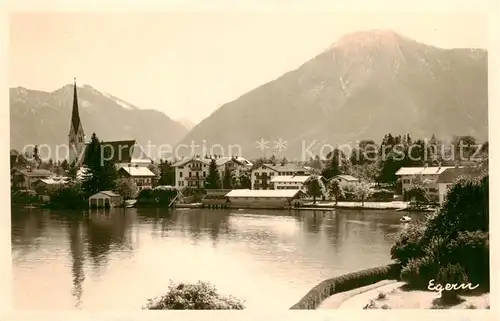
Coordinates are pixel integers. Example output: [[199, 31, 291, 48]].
[[11, 207, 417, 310]]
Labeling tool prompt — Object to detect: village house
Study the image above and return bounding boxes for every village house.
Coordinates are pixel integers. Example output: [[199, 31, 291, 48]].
[[118, 165, 157, 190], [251, 163, 308, 190], [172, 155, 252, 189], [11, 167, 52, 190], [225, 189, 305, 209], [31, 176, 69, 195], [270, 175, 316, 193], [395, 165, 456, 202], [331, 174, 359, 184], [436, 167, 484, 204]]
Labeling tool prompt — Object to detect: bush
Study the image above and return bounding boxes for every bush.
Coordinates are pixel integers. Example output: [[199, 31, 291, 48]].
[[390, 222, 426, 265], [370, 189, 394, 201], [144, 281, 244, 310], [436, 263, 469, 303], [392, 174, 489, 290], [48, 184, 87, 209]]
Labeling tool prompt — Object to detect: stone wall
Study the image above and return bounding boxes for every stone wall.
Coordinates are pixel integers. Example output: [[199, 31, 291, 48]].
[[289, 263, 401, 310]]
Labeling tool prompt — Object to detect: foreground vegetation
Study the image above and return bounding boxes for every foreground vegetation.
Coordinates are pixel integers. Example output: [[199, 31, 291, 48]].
[[391, 174, 489, 303], [144, 281, 245, 310]]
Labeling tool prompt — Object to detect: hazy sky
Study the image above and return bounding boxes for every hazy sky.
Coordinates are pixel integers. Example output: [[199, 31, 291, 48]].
[[9, 11, 488, 124]]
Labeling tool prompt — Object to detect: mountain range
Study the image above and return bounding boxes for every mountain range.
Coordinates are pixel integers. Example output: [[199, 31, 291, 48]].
[[10, 84, 188, 159], [10, 30, 488, 161], [177, 30, 488, 159]]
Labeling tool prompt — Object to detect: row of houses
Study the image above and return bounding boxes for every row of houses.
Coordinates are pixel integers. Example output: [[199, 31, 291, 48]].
[[11, 161, 157, 194]]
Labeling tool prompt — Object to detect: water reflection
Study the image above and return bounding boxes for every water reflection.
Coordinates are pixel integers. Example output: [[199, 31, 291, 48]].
[[67, 218, 85, 307], [11, 207, 421, 310]]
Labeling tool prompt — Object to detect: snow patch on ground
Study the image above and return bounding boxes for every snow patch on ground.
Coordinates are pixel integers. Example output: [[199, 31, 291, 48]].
[[101, 92, 137, 110]]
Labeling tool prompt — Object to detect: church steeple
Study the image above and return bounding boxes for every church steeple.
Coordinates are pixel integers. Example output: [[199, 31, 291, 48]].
[[68, 78, 86, 165], [71, 78, 83, 134]]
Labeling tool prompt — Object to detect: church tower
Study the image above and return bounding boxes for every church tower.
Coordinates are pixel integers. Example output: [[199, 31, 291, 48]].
[[68, 78, 86, 165]]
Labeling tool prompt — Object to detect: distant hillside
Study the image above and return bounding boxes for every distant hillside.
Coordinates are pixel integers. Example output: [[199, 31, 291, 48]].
[[10, 84, 188, 160], [177, 30, 488, 159]]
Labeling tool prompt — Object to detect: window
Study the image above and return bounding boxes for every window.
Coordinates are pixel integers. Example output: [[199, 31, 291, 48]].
[[180, 172, 183, 177], [189, 172, 192, 177], [78, 137, 83, 143]]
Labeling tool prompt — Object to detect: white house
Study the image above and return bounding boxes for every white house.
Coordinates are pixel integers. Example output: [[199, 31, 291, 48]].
[[270, 175, 313, 193], [118, 165, 157, 190], [251, 163, 308, 190], [225, 189, 305, 209], [172, 156, 252, 189], [436, 167, 483, 204], [395, 165, 455, 202]]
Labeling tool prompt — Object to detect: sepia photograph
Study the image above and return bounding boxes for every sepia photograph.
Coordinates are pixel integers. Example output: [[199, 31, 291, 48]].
[[8, 8, 491, 313]]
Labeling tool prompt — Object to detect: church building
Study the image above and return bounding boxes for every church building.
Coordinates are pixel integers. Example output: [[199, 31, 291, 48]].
[[68, 79, 155, 181]]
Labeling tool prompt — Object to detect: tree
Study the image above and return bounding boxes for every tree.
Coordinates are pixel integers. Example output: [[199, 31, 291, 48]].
[[321, 148, 351, 179], [222, 167, 234, 189], [354, 182, 373, 207], [205, 159, 221, 189], [61, 159, 70, 171], [304, 175, 323, 204], [67, 161, 78, 180], [392, 174, 489, 293], [237, 171, 252, 189], [158, 160, 175, 186], [81, 132, 118, 195], [32, 145, 40, 166], [115, 178, 138, 199], [328, 179, 345, 205]]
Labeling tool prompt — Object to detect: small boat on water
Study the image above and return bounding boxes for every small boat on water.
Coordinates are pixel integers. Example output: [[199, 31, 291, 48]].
[[400, 216, 412, 223]]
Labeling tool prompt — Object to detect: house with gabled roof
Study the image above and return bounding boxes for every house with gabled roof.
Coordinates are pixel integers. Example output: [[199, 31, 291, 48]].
[[172, 155, 252, 189], [118, 165, 157, 191], [11, 166, 52, 190], [395, 164, 457, 201], [251, 163, 308, 190]]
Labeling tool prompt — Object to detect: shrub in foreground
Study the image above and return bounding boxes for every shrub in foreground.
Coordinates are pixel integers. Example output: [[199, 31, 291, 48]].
[[391, 174, 489, 289], [144, 281, 245, 310]]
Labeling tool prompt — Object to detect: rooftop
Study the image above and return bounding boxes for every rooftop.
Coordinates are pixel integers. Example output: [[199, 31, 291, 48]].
[[119, 166, 156, 177], [270, 175, 311, 183], [172, 156, 252, 167], [395, 166, 455, 176], [263, 163, 306, 173], [332, 175, 359, 182], [14, 168, 52, 177], [90, 190, 121, 198], [226, 189, 302, 198]]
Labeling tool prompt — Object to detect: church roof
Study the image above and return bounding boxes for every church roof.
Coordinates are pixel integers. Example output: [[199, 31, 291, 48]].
[[71, 79, 83, 135]]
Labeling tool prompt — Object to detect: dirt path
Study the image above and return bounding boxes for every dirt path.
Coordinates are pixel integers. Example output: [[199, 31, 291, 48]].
[[317, 280, 399, 309], [337, 281, 406, 309]]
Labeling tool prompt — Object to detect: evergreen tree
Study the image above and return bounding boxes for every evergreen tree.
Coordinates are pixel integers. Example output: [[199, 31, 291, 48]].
[[61, 159, 70, 171], [321, 149, 351, 179], [222, 167, 233, 189], [33, 145, 40, 165], [237, 171, 252, 189], [81, 132, 118, 195], [205, 159, 221, 189], [158, 160, 175, 186], [68, 161, 78, 180]]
